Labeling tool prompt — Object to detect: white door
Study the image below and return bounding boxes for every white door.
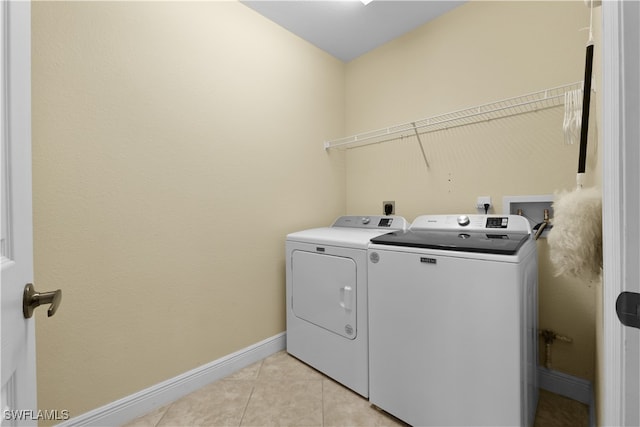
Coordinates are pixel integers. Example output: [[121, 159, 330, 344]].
[[602, 1, 640, 425], [1, 1, 37, 425]]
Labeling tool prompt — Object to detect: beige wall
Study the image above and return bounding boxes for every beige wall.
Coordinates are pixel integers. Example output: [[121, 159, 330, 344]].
[[31, 1, 345, 420], [344, 1, 599, 381]]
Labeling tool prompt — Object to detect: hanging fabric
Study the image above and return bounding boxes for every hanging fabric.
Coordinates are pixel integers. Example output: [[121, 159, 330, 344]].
[[548, 0, 602, 281]]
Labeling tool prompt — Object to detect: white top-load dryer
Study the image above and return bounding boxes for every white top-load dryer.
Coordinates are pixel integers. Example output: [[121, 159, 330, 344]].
[[368, 215, 538, 426], [286, 215, 408, 397]]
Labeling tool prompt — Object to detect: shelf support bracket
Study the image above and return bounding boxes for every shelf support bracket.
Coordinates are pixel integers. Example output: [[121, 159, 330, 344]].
[[412, 122, 430, 168]]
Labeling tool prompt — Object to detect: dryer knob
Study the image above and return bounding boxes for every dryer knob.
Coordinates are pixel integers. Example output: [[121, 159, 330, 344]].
[[457, 215, 470, 226], [361, 217, 371, 225]]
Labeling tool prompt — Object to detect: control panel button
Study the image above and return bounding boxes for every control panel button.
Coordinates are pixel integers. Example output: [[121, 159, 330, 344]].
[[361, 217, 371, 225], [457, 215, 470, 226]]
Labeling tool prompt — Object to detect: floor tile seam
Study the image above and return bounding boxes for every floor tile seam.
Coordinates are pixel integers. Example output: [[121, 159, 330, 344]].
[[254, 359, 265, 380], [220, 378, 259, 384], [220, 358, 263, 383], [152, 375, 258, 427], [252, 378, 325, 387], [238, 382, 257, 427], [151, 403, 171, 427]]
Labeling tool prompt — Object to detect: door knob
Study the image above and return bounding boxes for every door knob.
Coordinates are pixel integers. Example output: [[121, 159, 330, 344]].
[[616, 291, 640, 329], [23, 283, 62, 318]]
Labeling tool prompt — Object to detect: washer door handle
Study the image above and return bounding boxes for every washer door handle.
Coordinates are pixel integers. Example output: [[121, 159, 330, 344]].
[[340, 286, 353, 311]]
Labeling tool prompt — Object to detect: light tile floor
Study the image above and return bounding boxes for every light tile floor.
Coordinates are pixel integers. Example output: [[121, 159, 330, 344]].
[[124, 351, 589, 427]]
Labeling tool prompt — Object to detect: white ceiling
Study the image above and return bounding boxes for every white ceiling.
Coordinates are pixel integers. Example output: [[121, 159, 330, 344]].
[[240, 1, 466, 62]]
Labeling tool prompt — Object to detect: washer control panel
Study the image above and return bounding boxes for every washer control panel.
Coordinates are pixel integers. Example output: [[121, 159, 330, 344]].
[[411, 215, 531, 234]]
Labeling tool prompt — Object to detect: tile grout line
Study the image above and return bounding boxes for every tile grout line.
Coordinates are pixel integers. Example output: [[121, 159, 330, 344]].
[[238, 383, 256, 427], [152, 402, 171, 427], [237, 359, 264, 427]]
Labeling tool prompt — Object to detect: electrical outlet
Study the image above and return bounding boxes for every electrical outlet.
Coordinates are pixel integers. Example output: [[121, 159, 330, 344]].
[[476, 196, 492, 210], [383, 201, 395, 215]]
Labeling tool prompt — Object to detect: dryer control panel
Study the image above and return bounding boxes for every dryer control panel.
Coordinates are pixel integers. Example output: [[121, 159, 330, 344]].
[[332, 215, 408, 230]]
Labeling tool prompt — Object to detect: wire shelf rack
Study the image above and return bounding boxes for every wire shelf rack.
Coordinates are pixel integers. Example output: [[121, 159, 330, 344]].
[[324, 81, 584, 151]]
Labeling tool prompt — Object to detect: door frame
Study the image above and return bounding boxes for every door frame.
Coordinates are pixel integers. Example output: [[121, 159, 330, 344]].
[[1, 0, 37, 421], [602, 0, 640, 425]]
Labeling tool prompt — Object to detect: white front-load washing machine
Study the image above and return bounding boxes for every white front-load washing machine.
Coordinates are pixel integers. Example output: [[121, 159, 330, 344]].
[[286, 215, 408, 397], [368, 214, 538, 426]]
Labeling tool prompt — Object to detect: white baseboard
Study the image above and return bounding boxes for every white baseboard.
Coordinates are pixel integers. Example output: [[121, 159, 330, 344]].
[[537, 367, 595, 427], [58, 332, 286, 427]]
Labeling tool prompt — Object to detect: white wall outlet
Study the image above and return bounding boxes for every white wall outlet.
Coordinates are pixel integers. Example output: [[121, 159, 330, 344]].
[[476, 196, 492, 210]]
